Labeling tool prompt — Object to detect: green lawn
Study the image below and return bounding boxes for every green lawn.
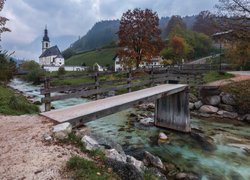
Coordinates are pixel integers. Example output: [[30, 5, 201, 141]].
[[203, 71, 235, 83], [0, 86, 39, 115], [65, 47, 117, 66]]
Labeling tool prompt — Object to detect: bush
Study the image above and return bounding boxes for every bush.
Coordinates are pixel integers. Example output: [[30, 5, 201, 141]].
[[57, 66, 66, 76], [0, 51, 16, 84]]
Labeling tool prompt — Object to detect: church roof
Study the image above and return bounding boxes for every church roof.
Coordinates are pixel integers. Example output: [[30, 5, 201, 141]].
[[39, 45, 64, 58]]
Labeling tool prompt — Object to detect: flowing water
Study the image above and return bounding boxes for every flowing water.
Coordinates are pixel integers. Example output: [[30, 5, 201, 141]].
[[9, 78, 250, 179]]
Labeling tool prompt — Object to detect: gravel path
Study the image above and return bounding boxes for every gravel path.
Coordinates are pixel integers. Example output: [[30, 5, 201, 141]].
[[0, 115, 87, 180]]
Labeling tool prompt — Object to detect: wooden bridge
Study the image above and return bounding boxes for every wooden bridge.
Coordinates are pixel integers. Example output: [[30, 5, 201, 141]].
[[41, 84, 191, 132]]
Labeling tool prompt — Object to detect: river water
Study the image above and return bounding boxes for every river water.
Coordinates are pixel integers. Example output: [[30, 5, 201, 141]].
[[9, 78, 250, 180]]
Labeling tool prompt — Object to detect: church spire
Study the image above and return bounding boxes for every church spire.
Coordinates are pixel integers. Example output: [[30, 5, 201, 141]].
[[43, 25, 50, 42], [42, 25, 50, 53]]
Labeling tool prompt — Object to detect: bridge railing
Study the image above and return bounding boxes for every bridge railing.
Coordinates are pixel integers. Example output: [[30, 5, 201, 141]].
[[40, 69, 204, 111]]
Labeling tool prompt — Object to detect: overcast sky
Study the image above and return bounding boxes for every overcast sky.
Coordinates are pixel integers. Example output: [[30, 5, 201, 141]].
[[1, 0, 218, 60]]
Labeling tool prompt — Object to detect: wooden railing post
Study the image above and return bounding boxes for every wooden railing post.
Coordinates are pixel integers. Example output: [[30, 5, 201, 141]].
[[44, 77, 51, 112], [150, 67, 154, 87], [95, 72, 100, 100], [127, 70, 132, 92]]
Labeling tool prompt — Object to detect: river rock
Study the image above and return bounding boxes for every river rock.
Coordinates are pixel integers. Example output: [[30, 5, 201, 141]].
[[217, 110, 238, 119], [175, 172, 199, 180], [199, 105, 218, 114], [200, 86, 221, 97], [189, 103, 194, 110], [218, 104, 235, 112], [105, 148, 127, 163], [203, 95, 221, 106], [146, 103, 155, 111], [43, 133, 52, 141], [105, 158, 143, 180], [143, 151, 165, 170], [126, 155, 145, 172], [107, 90, 115, 97], [81, 135, 100, 151], [33, 101, 42, 105], [194, 101, 203, 109], [147, 167, 168, 180], [242, 114, 250, 123], [140, 118, 154, 126], [159, 132, 168, 141], [52, 122, 72, 140], [221, 93, 237, 105], [189, 93, 198, 103]]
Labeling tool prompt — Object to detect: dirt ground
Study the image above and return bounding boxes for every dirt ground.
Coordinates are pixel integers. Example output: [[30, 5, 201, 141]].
[[0, 115, 87, 180], [206, 73, 250, 86]]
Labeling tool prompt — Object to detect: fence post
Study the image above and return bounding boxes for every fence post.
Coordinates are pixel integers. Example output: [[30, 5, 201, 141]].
[[127, 70, 132, 92], [44, 77, 51, 112], [150, 67, 154, 87], [95, 72, 100, 100]]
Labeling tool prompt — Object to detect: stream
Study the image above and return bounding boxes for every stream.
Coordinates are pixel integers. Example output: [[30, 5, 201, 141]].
[[9, 78, 250, 180]]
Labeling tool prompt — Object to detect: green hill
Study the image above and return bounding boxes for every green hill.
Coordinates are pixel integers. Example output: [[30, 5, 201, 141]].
[[65, 48, 117, 67]]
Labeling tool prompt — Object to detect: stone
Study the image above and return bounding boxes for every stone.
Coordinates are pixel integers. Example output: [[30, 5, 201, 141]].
[[218, 104, 235, 112], [144, 151, 165, 170], [176, 172, 199, 180], [81, 135, 100, 151], [146, 103, 155, 111], [194, 101, 203, 109], [199, 105, 218, 114], [105, 149, 127, 163], [200, 86, 221, 97], [189, 93, 198, 103], [159, 132, 168, 141], [126, 155, 145, 172], [43, 133, 52, 141], [203, 95, 221, 106], [221, 93, 237, 105], [52, 122, 72, 140], [217, 110, 238, 119], [33, 101, 42, 105], [242, 114, 250, 123], [189, 103, 194, 110], [139, 118, 154, 126], [107, 91, 115, 97], [147, 167, 168, 180]]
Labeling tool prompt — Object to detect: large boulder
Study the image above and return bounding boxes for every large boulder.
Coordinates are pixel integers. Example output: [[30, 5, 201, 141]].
[[176, 172, 199, 180], [189, 103, 194, 110], [221, 93, 237, 105], [199, 105, 218, 114], [189, 93, 198, 103], [217, 110, 238, 119], [202, 95, 221, 106], [143, 151, 165, 170], [81, 135, 100, 151], [194, 101, 203, 109], [52, 122, 72, 140], [218, 104, 235, 112], [200, 86, 221, 97], [105, 149, 127, 163], [126, 155, 145, 172], [242, 114, 250, 123], [139, 118, 154, 126]]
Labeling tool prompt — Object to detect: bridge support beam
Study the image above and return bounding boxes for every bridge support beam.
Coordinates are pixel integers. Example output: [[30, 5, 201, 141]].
[[155, 88, 191, 132]]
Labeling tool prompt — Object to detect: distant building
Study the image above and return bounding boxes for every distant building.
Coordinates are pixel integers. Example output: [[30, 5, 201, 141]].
[[93, 62, 106, 72], [39, 27, 86, 72]]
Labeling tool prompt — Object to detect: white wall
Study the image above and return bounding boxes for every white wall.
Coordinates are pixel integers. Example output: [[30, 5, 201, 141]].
[[43, 66, 86, 72], [39, 56, 65, 66]]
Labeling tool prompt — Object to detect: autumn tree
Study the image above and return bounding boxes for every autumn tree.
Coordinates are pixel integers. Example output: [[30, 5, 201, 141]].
[[0, 0, 10, 39], [118, 8, 163, 69], [164, 15, 187, 37]]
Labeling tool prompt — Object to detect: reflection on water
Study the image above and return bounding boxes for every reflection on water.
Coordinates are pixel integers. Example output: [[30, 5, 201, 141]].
[[87, 109, 250, 180]]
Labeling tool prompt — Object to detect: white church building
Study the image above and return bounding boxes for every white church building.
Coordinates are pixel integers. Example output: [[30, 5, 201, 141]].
[[39, 27, 86, 72]]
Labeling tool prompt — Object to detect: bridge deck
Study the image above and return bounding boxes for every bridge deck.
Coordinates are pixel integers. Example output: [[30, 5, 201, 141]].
[[40, 84, 187, 125]]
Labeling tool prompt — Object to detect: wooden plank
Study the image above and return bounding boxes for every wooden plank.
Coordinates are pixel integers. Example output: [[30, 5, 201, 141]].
[[40, 84, 188, 125]]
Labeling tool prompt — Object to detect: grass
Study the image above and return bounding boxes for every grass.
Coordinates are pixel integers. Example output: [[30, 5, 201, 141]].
[[0, 86, 39, 115], [203, 71, 235, 83], [67, 156, 119, 180], [221, 80, 250, 114], [144, 170, 160, 180], [50, 77, 94, 86], [65, 47, 117, 66], [62, 132, 87, 152]]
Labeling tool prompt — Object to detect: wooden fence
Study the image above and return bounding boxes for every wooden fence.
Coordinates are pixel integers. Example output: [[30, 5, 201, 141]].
[[40, 68, 204, 111]]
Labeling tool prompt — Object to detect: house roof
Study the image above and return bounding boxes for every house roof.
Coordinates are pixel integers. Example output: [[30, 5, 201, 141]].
[[39, 45, 64, 58]]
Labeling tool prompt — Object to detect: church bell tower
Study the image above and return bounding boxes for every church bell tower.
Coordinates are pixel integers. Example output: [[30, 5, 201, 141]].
[[42, 26, 50, 53]]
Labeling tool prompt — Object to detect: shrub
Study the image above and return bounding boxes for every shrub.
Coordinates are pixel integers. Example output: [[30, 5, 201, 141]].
[[57, 66, 66, 76]]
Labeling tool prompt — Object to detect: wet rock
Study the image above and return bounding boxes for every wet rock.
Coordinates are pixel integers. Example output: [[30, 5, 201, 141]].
[[190, 132, 216, 151], [81, 135, 100, 151], [189, 93, 198, 103], [52, 122, 72, 140], [200, 86, 221, 97], [194, 101, 203, 109], [175, 172, 199, 180], [218, 104, 235, 112], [221, 93, 237, 105], [33, 101, 42, 105], [139, 118, 154, 126], [189, 103, 194, 110], [43, 133, 52, 141], [147, 167, 168, 180], [203, 95, 221, 106], [126, 155, 145, 172], [242, 114, 250, 123], [199, 105, 218, 114], [105, 158, 143, 180], [129, 112, 137, 117], [146, 103, 155, 111], [105, 149, 127, 163], [143, 151, 165, 170], [159, 132, 168, 141], [217, 110, 238, 119], [199, 112, 211, 118]]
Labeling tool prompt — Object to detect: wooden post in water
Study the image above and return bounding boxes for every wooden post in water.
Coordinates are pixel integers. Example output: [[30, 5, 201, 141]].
[[95, 72, 100, 100], [44, 77, 51, 112], [154, 87, 191, 132]]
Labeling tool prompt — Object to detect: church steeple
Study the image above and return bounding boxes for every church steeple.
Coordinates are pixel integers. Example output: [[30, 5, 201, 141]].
[[42, 25, 50, 53]]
